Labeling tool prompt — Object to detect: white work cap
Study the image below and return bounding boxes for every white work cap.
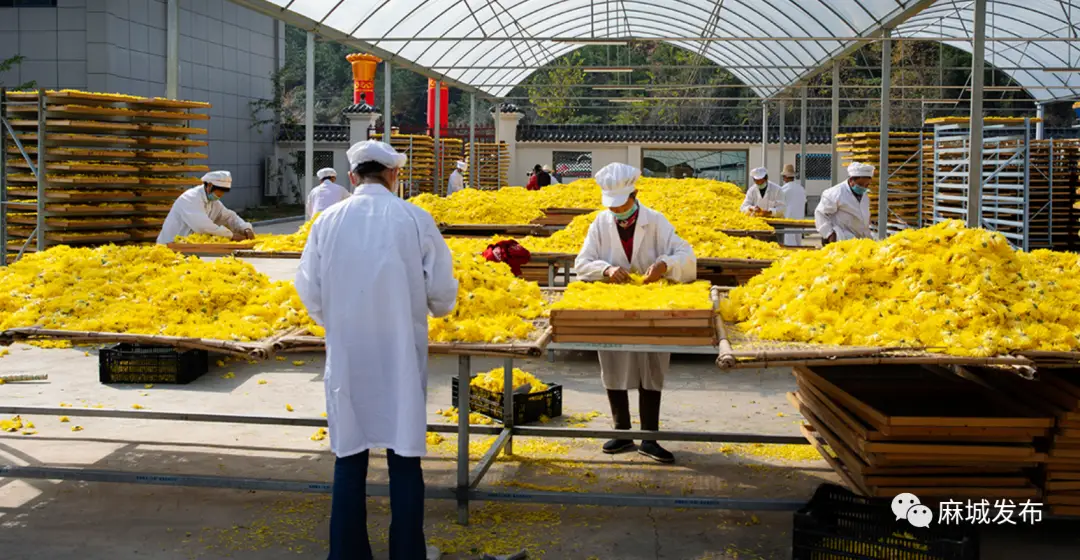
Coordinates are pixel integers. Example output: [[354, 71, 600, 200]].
[[456, 161, 467, 171], [317, 167, 336, 180], [595, 162, 640, 207], [847, 162, 875, 178], [542, 164, 553, 173], [346, 140, 407, 170], [750, 167, 768, 181], [201, 170, 232, 189]]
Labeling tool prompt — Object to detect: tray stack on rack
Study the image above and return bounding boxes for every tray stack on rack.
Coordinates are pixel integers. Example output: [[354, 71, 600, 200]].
[[1028, 139, 1077, 250], [2, 90, 209, 258], [835, 131, 924, 234], [959, 366, 1080, 517], [922, 135, 935, 227], [465, 142, 509, 189], [438, 138, 463, 195], [550, 309, 718, 347], [370, 133, 436, 197], [791, 364, 1051, 499]]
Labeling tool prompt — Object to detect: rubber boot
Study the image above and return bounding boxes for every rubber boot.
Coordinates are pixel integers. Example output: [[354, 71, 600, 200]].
[[638, 389, 674, 463], [603, 389, 635, 454]]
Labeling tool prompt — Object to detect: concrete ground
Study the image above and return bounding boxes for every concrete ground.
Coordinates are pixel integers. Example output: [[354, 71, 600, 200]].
[[1, 223, 1078, 559]]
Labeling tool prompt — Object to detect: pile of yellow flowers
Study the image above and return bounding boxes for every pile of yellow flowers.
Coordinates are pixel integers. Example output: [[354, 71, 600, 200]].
[[173, 233, 271, 244], [429, 251, 545, 343], [470, 366, 548, 394], [0, 245, 318, 341], [412, 188, 546, 225], [679, 227, 789, 261], [253, 215, 319, 253], [721, 220, 1080, 357], [553, 276, 713, 311]]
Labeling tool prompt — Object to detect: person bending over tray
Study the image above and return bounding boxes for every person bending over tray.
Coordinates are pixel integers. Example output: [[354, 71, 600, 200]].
[[156, 170, 254, 244], [573, 162, 697, 464]]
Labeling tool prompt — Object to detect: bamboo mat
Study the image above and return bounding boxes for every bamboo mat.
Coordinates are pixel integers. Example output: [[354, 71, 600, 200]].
[[0, 326, 303, 360]]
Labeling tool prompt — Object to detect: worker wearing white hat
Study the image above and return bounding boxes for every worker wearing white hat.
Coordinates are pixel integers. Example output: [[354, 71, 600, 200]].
[[575, 162, 696, 464], [779, 163, 807, 246], [306, 167, 351, 220], [295, 140, 456, 560], [815, 162, 875, 244], [156, 170, 254, 244], [446, 160, 467, 196], [741, 167, 785, 216]]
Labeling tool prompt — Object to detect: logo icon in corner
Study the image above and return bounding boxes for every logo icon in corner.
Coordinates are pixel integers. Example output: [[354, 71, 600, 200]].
[[892, 492, 934, 528]]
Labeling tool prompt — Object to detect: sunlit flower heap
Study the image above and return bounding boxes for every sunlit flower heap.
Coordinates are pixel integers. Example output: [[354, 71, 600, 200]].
[[470, 366, 548, 394], [721, 220, 1080, 357], [0, 245, 318, 341], [553, 275, 713, 311]]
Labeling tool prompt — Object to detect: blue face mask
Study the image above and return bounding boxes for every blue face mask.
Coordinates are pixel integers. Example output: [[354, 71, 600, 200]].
[[612, 201, 638, 221], [851, 184, 868, 196], [206, 189, 220, 202]]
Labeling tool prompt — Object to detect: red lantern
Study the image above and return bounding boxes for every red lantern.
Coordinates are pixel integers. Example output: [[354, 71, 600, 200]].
[[427, 79, 449, 131]]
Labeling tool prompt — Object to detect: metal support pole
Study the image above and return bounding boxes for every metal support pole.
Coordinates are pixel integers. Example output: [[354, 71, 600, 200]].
[[760, 102, 769, 171], [36, 90, 46, 253], [1023, 118, 1031, 252], [1, 89, 7, 266], [166, 0, 179, 99], [469, 94, 476, 189], [1036, 103, 1045, 140], [831, 63, 840, 183], [502, 357, 514, 456], [778, 101, 786, 175], [878, 30, 892, 239], [494, 103, 502, 188], [456, 354, 470, 525], [434, 80, 442, 196], [304, 32, 315, 206], [799, 85, 808, 184], [968, 0, 987, 229], [383, 60, 392, 140]]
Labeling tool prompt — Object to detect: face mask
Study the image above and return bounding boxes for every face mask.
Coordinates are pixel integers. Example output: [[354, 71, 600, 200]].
[[206, 189, 220, 202], [612, 201, 638, 221], [851, 184, 868, 196]]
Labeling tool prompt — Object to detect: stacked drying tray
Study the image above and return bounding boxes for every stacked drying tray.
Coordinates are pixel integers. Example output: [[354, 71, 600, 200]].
[[1028, 139, 1077, 251], [835, 131, 924, 234], [465, 141, 510, 189], [3, 90, 209, 260], [370, 133, 436, 197]]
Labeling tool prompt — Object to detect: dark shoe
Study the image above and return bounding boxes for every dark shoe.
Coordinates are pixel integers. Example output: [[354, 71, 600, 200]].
[[603, 438, 636, 454], [638, 440, 674, 463]]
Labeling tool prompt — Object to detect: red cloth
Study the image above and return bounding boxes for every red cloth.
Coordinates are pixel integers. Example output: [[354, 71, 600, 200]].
[[616, 208, 638, 263], [482, 239, 532, 276], [619, 231, 634, 263], [525, 175, 540, 191]]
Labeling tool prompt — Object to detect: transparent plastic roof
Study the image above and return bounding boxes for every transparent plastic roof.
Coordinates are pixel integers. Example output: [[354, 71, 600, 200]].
[[247, 0, 1080, 101]]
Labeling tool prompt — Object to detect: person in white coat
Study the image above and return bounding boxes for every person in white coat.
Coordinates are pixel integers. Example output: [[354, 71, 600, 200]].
[[575, 162, 696, 464], [295, 140, 457, 560], [779, 163, 807, 246], [815, 161, 875, 244], [156, 170, 254, 244], [446, 160, 466, 195], [543, 164, 561, 184], [741, 167, 784, 215], [306, 167, 351, 220]]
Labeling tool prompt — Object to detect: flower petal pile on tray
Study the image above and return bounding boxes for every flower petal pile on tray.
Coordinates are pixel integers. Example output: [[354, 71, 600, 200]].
[[721, 220, 1080, 357], [553, 276, 713, 311]]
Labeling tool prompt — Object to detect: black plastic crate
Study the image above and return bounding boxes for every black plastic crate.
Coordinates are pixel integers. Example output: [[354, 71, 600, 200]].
[[451, 375, 562, 425], [99, 343, 209, 384], [793, 484, 978, 560]]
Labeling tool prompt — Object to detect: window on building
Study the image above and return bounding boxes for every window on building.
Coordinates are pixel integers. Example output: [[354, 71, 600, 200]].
[[291, 150, 335, 179], [552, 151, 592, 179], [641, 149, 749, 187], [0, 0, 57, 6], [796, 153, 832, 181]]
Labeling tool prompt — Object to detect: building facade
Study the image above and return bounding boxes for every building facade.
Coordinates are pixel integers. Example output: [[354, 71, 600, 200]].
[[0, 0, 283, 209]]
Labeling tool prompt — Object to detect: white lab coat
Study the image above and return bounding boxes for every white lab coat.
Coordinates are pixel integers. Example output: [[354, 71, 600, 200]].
[[306, 180, 351, 220], [815, 181, 872, 242], [447, 170, 464, 195], [575, 204, 697, 391], [780, 180, 807, 246], [741, 181, 785, 214], [295, 184, 458, 458], [156, 185, 253, 244]]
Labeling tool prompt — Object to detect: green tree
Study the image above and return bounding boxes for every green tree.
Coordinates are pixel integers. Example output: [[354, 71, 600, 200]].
[[0, 55, 37, 89], [525, 51, 587, 123]]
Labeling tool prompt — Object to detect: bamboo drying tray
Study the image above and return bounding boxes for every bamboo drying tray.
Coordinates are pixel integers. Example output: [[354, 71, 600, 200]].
[[139, 176, 201, 185], [9, 119, 140, 131], [167, 242, 257, 254], [137, 137, 208, 147], [137, 124, 208, 136], [126, 98, 213, 109], [45, 230, 131, 243], [0, 326, 298, 360], [136, 150, 208, 160], [232, 250, 302, 259], [139, 164, 210, 173], [275, 324, 554, 359], [550, 308, 718, 347]]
